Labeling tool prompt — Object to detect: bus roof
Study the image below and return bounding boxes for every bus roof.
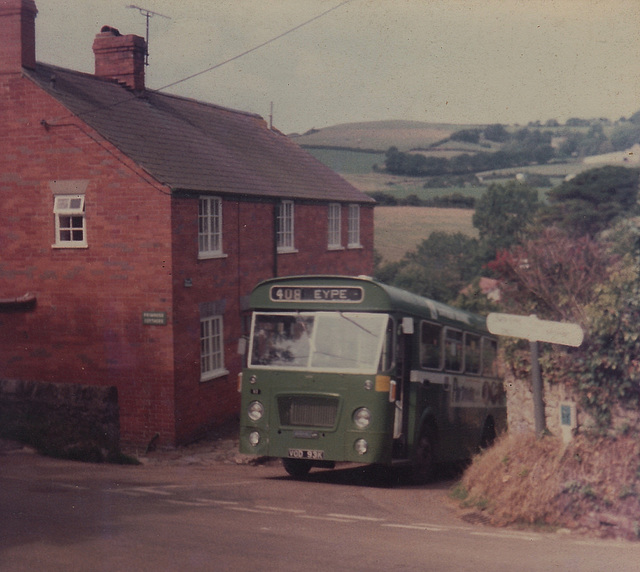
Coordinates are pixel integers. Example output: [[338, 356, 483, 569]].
[[249, 275, 488, 332]]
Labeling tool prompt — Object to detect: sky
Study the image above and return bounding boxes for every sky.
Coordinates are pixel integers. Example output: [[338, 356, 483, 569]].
[[34, 0, 640, 134]]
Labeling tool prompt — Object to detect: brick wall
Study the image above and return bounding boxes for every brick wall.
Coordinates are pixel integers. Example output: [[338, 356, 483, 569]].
[[0, 75, 175, 446], [169, 196, 374, 444], [1, 73, 374, 448]]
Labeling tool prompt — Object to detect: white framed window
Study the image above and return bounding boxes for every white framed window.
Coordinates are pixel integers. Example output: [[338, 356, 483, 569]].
[[328, 203, 342, 249], [198, 196, 224, 258], [347, 204, 361, 248], [200, 314, 227, 381], [277, 200, 296, 252], [53, 195, 86, 248]]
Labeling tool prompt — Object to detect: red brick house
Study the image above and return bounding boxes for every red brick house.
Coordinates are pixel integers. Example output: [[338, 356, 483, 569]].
[[0, 0, 375, 446]]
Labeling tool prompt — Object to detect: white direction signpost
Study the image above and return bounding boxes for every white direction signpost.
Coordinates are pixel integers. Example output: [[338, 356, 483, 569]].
[[487, 313, 584, 436], [486, 313, 584, 347]]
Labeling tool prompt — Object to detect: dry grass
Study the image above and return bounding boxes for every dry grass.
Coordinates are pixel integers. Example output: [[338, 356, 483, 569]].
[[455, 433, 640, 540], [374, 206, 477, 262]]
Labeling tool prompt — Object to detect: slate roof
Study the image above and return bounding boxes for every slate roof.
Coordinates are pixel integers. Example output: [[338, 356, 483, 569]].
[[26, 63, 374, 204]]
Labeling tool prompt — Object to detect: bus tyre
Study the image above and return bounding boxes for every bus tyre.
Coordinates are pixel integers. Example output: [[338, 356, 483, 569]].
[[411, 428, 436, 485], [282, 457, 312, 478]]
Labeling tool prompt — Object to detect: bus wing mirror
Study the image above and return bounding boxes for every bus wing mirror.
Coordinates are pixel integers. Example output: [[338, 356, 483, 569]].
[[401, 317, 414, 335], [237, 337, 247, 356]]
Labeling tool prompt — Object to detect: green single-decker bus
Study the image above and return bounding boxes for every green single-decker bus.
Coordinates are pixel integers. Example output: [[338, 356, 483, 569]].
[[238, 275, 506, 481]]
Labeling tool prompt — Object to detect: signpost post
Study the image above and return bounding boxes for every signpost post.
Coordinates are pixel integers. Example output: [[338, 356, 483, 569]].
[[487, 313, 584, 436]]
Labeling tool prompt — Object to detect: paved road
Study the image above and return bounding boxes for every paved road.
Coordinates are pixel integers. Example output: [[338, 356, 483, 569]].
[[2, 448, 640, 571]]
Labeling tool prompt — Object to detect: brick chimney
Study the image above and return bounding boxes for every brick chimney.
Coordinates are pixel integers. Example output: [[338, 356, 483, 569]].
[[92, 26, 146, 91], [0, 0, 38, 74]]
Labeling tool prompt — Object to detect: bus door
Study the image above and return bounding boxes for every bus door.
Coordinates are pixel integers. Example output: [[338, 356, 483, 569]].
[[393, 317, 414, 459]]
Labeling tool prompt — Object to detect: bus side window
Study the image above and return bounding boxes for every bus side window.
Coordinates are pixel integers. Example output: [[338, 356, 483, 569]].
[[444, 329, 463, 372], [482, 337, 498, 377], [464, 333, 481, 374], [420, 321, 442, 369]]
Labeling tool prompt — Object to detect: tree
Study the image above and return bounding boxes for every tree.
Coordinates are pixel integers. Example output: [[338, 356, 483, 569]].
[[484, 124, 510, 142], [487, 227, 607, 322], [450, 129, 481, 144], [488, 220, 640, 431], [375, 232, 482, 303], [610, 123, 640, 151], [473, 181, 540, 260], [566, 117, 591, 127], [532, 144, 554, 164], [384, 146, 404, 174], [540, 166, 640, 237], [629, 110, 640, 125], [571, 250, 640, 427]]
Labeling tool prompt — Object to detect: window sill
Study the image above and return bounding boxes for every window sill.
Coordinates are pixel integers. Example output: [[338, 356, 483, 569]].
[[52, 243, 88, 249], [327, 245, 345, 251], [198, 252, 228, 261], [347, 244, 363, 250], [277, 247, 299, 254], [200, 368, 229, 382]]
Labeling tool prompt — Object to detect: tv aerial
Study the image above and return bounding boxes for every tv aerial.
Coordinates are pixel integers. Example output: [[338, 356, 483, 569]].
[[127, 5, 171, 65]]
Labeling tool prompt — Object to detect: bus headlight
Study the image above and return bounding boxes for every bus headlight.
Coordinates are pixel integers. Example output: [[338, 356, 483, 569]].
[[248, 431, 260, 447], [354, 438, 368, 455], [247, 401, 264, 422], [353, 407, 372, 429]]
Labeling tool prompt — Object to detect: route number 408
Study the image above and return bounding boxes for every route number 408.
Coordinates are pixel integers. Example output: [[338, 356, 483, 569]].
[[273, 288, 302, 301]]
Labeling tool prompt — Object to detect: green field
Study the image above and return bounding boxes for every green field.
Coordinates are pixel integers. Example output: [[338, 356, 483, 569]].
[[375, 206, 477, 262], [305, 148, 383, 174]]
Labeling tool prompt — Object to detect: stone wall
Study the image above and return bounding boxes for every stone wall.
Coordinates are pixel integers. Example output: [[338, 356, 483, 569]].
[[506, 367, 640, 438], [0, 378, 119, 459], [505, 368, 577, 436]]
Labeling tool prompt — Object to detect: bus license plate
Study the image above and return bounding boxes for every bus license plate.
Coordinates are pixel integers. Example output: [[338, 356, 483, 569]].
[[288, 448, 324, 460]]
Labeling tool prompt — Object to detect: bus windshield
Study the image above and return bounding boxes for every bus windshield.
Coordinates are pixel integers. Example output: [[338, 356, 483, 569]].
[[249, 312, 389, 373]]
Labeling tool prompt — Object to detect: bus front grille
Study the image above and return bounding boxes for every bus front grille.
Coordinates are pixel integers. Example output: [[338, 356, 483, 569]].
[[278, 396, 338, 428]]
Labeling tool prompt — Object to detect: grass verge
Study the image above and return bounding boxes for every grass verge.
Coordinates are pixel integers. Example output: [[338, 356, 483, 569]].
[[453, 432, 640, 540]]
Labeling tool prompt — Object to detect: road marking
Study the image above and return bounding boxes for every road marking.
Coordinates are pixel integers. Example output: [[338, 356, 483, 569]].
[[255, 505, 306, 514], [471, 531, 541, 541], [383, 523, 446, 532], [195, 498, 239, 506], [127, 486, 176, 496], [327, 513, 386, 522], [297, 515, 358, 523], [405, 522, 449, 530], [166, 499, 212, 507], [225, 506, 275, 514]]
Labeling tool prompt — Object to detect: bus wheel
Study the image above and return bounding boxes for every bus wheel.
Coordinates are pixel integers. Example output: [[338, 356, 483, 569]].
[[411, 428, 436, 484], [282, 458, 312, 478]]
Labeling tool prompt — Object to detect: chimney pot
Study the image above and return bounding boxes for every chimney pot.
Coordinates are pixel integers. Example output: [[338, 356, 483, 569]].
[[100, 25, 121, 36]]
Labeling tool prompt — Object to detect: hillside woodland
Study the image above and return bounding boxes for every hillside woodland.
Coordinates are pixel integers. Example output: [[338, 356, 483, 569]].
[[294, 113, 640, 204], [297, 114, 640, 539], [393, 165, 640, 539]]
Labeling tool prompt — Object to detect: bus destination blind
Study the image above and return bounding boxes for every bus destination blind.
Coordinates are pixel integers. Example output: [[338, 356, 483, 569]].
[[270, 285, 364, 303]]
